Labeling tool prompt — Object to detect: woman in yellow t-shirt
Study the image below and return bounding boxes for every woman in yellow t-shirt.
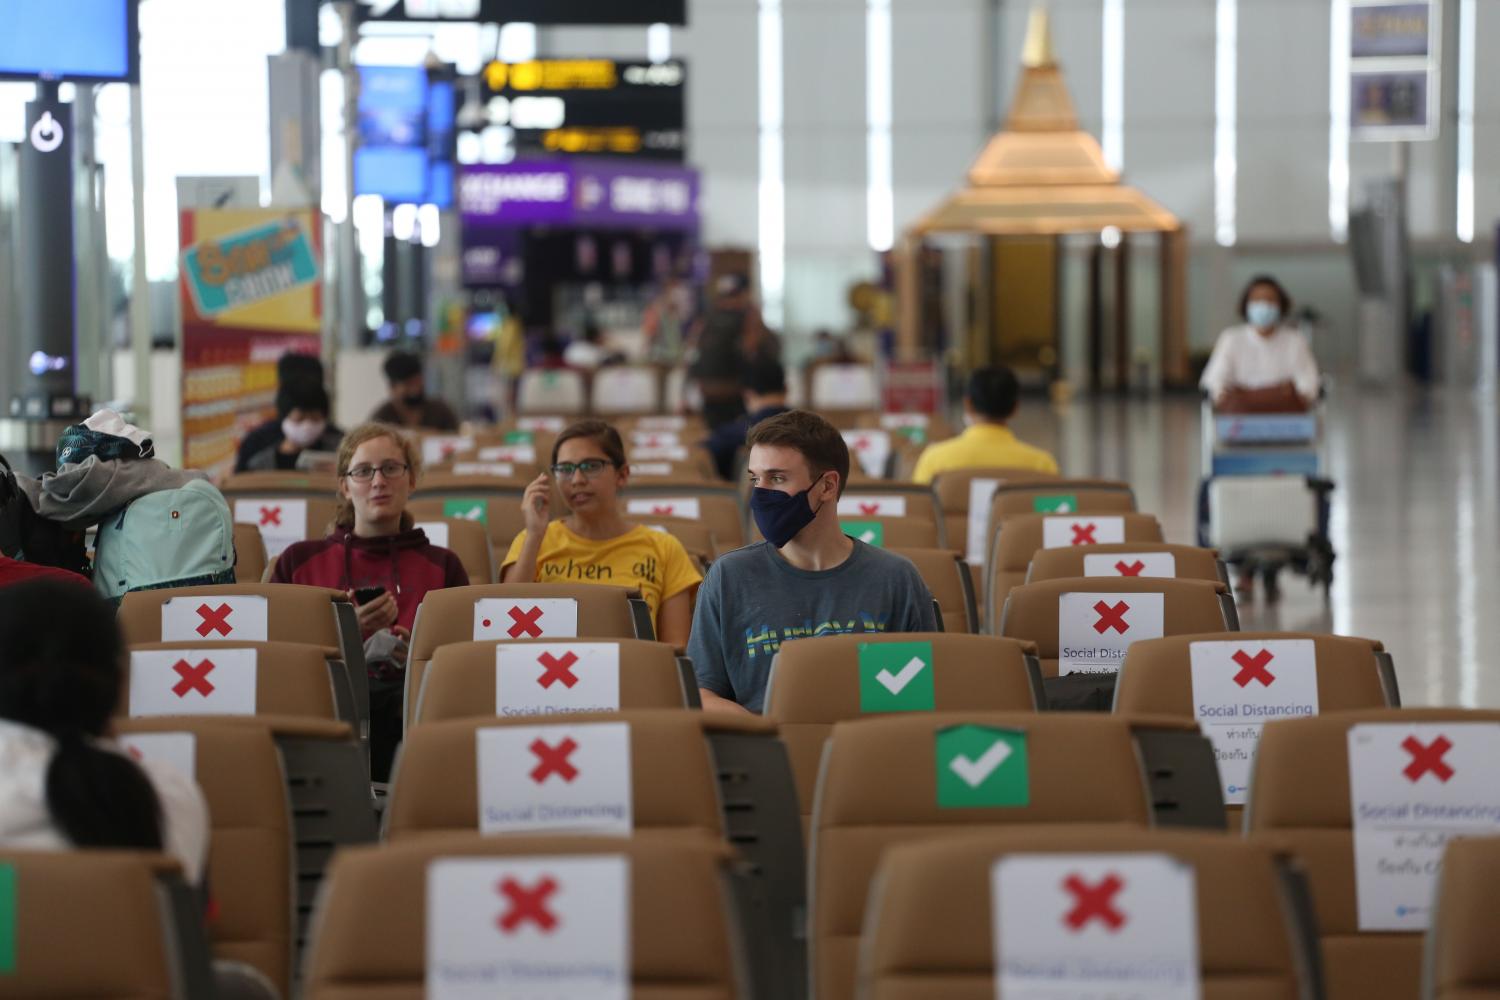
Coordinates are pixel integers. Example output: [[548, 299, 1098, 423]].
[[503, 419, 703, 647]]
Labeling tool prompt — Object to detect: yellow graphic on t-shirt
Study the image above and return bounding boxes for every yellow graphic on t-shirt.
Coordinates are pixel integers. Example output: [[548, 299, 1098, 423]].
[[503, 521, 701, 620]]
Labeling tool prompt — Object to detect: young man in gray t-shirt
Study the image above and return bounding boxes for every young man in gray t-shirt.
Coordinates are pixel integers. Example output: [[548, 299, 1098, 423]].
[[688, 410, 937, 714]]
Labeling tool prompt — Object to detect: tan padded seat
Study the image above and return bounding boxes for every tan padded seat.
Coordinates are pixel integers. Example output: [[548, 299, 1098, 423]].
[[408, 495, 523, 554], [626, 514, 720, 561], [1425, 835, 1500, 1000], [931, 467, 1061, 567], [404, 582, 648, 730], [302, 832, 746, 1000], [764, 633, 1041, 827], [889, 547, 979, 633], [624, 482, 746, 549], [228, 495, 338, 547], [232, 523, 268, 584], [1028, 540, 1227, 584], [115, 717, 295, 998], [988, 512, 1166, 631], [1247, 708, 1500, 1000], [988, 477, 1136, 520], [749, 514, 941, 550], [220, 470, 327, 496], [413, 470, 535, 495], [384, 710, 725, 840], [810, 712, 1159, 1000], [123, 639, 340, 722], [997, 576, 1233, 674], [408, 515, 494, 584], [413, 637, 694, 726], [862, 828, 1320, 1000], [839, 483, 942, 531]]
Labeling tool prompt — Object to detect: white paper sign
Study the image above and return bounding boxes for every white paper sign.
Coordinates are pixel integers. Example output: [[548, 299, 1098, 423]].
[[629, 430, 681, 448], [1348, 722, 1500, 931], [1042, 516, 1126, 549], [843, 430, 892, 479], [497, 643, 622, 717], [118, 731, 198, 782], [415, 521, 451, 548], [474, 598, 579, 641], [995, 853, 1200, 1000], [129, 647, 258, 717], [631, 445, 689, 461], [423, 435, 474, 465], [1084, 552, 1177, 578], [518, 415, 567, 432], [233, 498, 307, 559], [635, 415, 686, 431], [478, 444, 537, 464], [837, 495, 908, 518], [1058, 592, 1164, 675], [452, 462, 515, 477], [161, 595, 269, 642], [629, 461, 675, 477], [427, 855, 629, 1000], [476, 722, 633, 835], [879, 413, 928, 429], [965, 478, 1001, 566], [625, 497, 700, 519], [1190, 639, 1319, 804]]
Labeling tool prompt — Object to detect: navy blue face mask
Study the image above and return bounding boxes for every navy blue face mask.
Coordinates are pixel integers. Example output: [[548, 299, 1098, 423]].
[[750, 477, 828, 548]]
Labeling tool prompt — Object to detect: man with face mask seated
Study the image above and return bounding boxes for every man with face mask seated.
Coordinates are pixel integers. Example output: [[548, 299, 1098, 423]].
[[369, 349, 460, 432], [688, 410, 938, 715], [235, 375, 344, 472]]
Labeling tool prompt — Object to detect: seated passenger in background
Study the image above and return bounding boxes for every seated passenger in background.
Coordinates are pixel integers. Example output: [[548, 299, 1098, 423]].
[[235, 375, 344, 472], [369, 350, 460, 432], [0, 580, 208, 883], [701, 359, 792, 480], [234, 353, 342, 472], [0, 552, 89, 589], [503, 420, 702, 649], [1201, 274, 1320, 412], [272, 423, 469, 779], [690, 411, 937, 715], [912, 366, 1059, 485]]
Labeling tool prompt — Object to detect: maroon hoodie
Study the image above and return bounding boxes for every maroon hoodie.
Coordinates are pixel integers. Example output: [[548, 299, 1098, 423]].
[[270, 525, 469, 636]]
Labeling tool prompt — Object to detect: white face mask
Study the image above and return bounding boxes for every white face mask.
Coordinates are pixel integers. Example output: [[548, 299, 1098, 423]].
[[1246, 301, 1282, 329], [281, 417, 327, 448]]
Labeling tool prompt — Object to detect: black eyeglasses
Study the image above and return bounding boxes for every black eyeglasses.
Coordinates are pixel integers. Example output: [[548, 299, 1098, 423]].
[[549, 459, 616, 479], [344, 461, 410, 482]]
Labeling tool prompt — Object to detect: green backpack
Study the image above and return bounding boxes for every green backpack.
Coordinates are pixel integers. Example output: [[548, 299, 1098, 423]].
[[94, 480, 237, 599]]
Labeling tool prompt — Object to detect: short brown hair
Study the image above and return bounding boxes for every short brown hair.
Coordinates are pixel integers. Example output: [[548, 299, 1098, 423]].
[[746, 410, 850, 496], [334, 423, 421, 530], [552, 419, 627, 468]]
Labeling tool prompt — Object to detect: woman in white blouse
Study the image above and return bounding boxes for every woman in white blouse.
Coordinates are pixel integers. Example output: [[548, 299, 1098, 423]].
[[1200, 275, 1321, 411], [0, 579, 208, 883]]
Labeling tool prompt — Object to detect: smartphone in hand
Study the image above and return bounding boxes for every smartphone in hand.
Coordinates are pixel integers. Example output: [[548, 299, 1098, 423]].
[[353, 585, 387, 605]]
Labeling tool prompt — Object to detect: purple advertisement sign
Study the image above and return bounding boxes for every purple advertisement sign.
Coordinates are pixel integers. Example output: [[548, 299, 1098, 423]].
[[458, 159, 699, 230]]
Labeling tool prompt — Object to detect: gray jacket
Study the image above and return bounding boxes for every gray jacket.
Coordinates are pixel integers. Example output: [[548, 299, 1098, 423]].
[[18, 457, 208, 531]]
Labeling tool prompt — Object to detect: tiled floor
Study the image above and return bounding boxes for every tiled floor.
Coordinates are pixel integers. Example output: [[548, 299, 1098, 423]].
[[1009, 384, 1499, 708]]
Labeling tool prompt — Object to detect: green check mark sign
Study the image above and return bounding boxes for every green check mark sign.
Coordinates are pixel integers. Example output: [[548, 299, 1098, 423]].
[[935, 725, 1030, 808], [442, 498, 488, 524], [858, 641, 935, 712], [843, 520, 885, 547], [1033, 494, 1078, 514]]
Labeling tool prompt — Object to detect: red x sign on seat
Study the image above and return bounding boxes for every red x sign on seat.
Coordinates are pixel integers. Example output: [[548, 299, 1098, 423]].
[[259, 506, 281, 527], [529, 737, 579, 783], [1092, 601, 1130, 635], [1071, 523, 1097, 545], [496, 876, 559, 933], [853, 436, 871, 450], [1115, 560, 1145, 577], [171, 658, 216, 698], [1402, 734, 1454, 783], [195, 603, 234, 637], [1231, 649, 1276, 688], [1062, 873, 1126, 931], [858, 502, 880, 516], [507, 606, 544, 638], [651, 504, 675, 516], [536, 651, 579, 689]]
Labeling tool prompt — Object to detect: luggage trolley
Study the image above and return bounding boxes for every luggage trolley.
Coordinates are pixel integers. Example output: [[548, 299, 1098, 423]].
[[1196, 400, 1335, 601]]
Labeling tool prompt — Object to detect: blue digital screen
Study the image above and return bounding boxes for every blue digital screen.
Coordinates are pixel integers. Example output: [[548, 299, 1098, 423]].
[[0, 0, 137, 82], [355, 65, 429, 203], [426, 79, 456, 209]]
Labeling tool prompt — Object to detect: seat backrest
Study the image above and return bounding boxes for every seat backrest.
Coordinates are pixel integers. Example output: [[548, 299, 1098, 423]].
[[1028, 541, 1226, 584], [0, 849, 211, 1000], [625, 515, 719, 561], [228, 496, 340, 558], [623, 486, 745, 548], [118, 583, 350, 650], [810, 712, 1157, 1000], [989, 512, 1166, 629], [406, 515, 495, 584], [887, 548, 978, 633], [408, 494, 525, 551], [592, 364, 663, 414], [989, 478, 1136, 519], [517, 368, 587, 414], [809, 363, 878, 411], [413, 637, 693, 725], [219, 471, 323, 495], [862, 828, 1319, 1000], [764, 634, 1041, 824], [931, 467, 1061, 569], [1247, 708, 1500, 1000], [384, 711, 726, 840], [836, 515, 939, 549], [303, 832, 744, 1000], [115, 717, 295, 998], [123, 640, 339, 722], [998, 577, 1234, 675], [1426, 836, 1500, 1000], [837, 485, 942, 538], [232, 522, 268, 584], [404, 582, 646, 730]]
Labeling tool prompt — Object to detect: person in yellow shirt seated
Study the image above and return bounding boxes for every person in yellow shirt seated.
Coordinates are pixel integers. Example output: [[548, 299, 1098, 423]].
[[911, 366, 1059, 484], [503, 420, 703, 647]]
